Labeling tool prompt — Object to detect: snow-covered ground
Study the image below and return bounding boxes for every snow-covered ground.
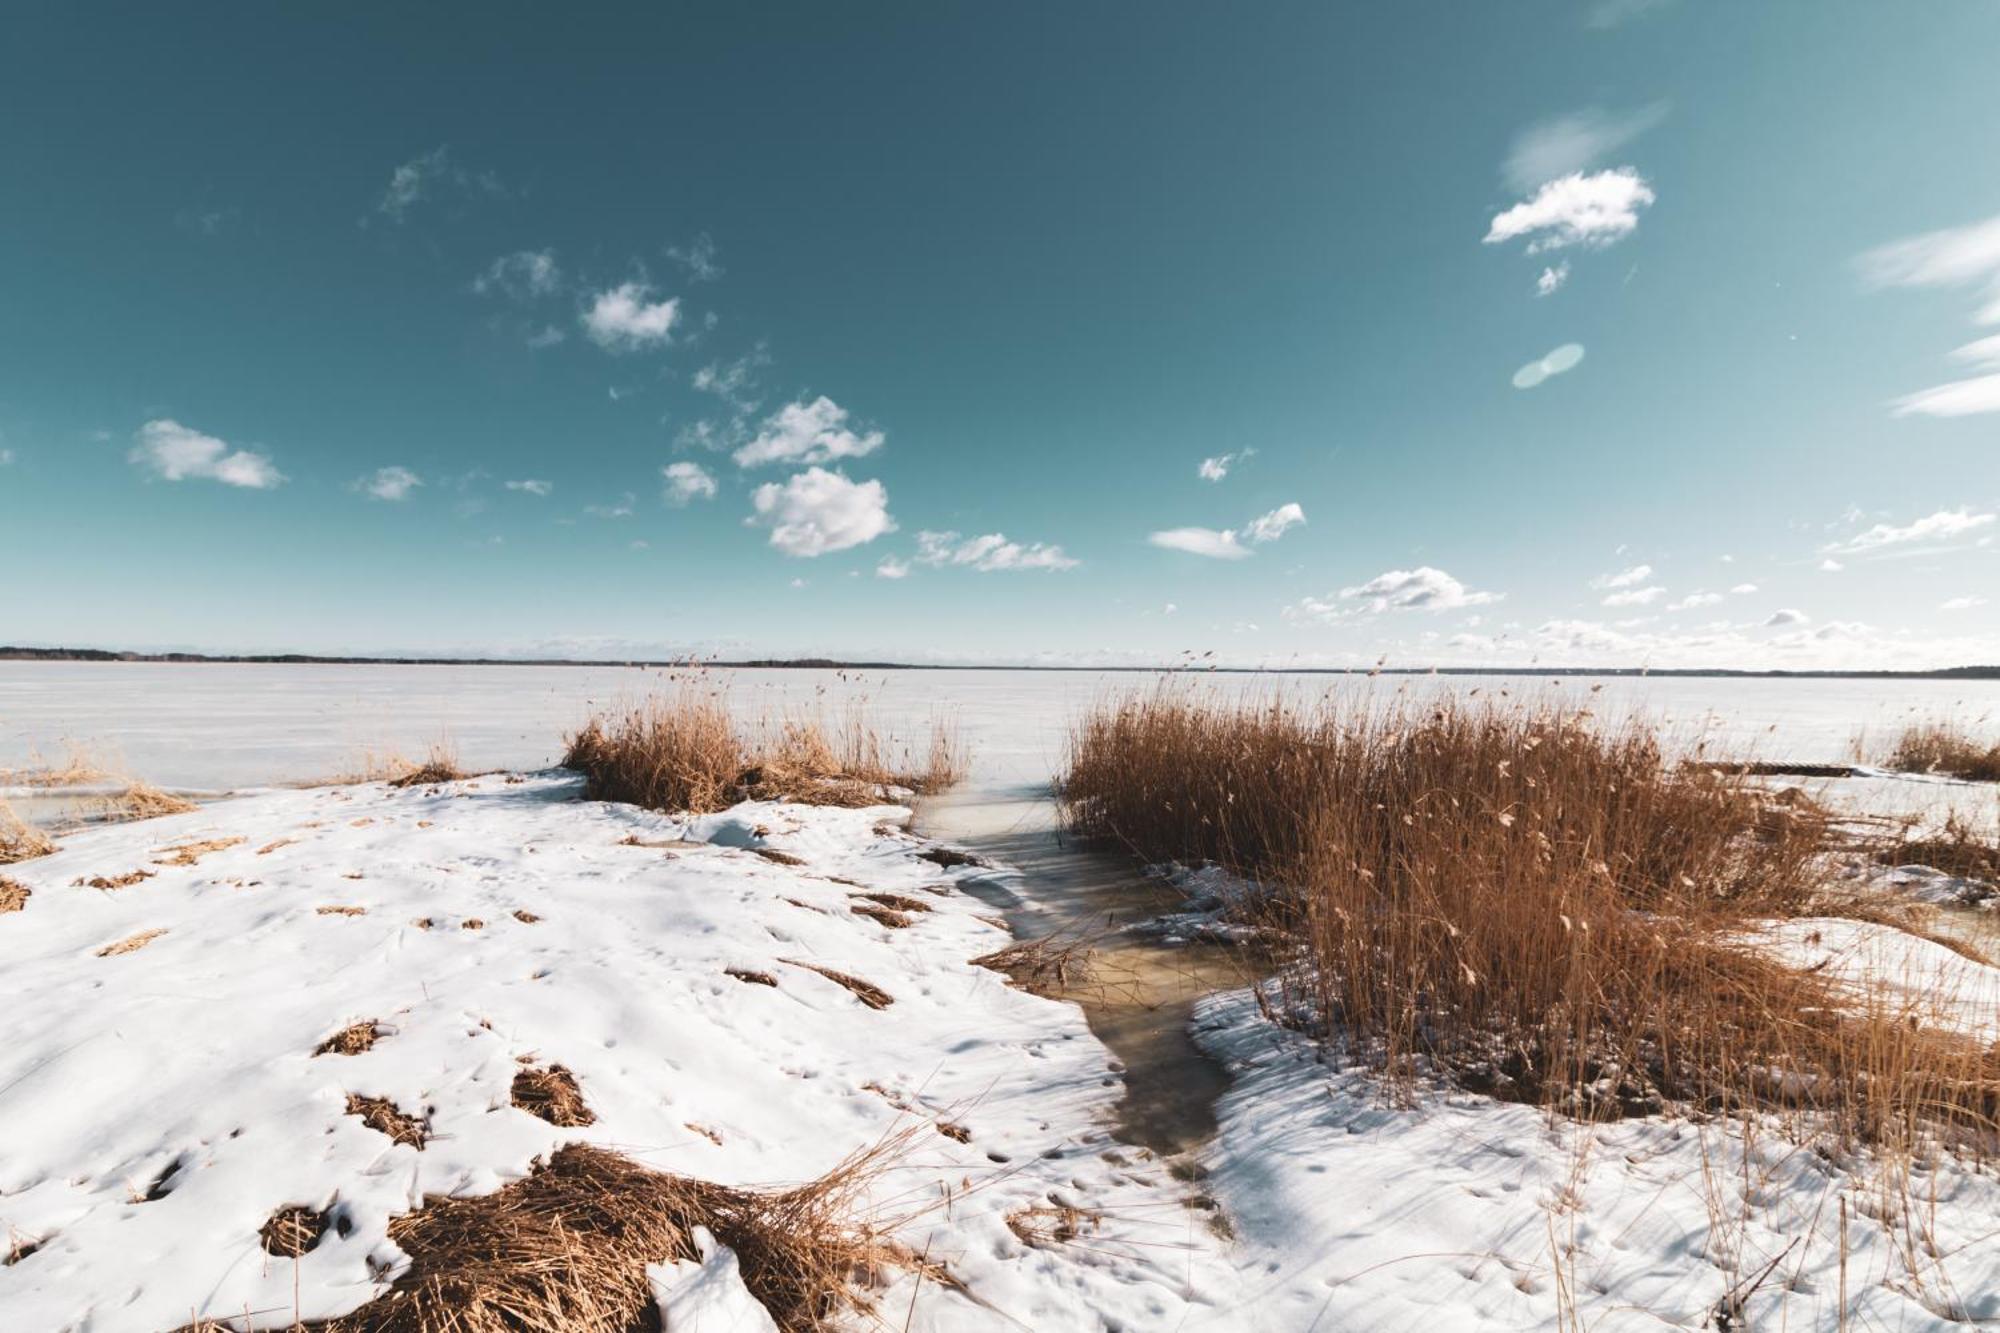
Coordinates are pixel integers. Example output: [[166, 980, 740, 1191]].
[[0, 774, 1247, 1331]]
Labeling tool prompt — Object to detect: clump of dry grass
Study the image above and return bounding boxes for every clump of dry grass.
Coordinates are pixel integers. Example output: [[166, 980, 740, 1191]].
[[305, 1140, 930, 1333], [387, 742, 467, 789], [1879, 811, 2000, 884], [1062, 687, 1999, 1151], [0, 876, 28, 915], [260, 1205, 329, 1258], [563, 690, 965, 815], [1884, 719, 2000, 782], [152, 836, 245, 867], [971, 929, 1099, 998], [511, 1063, 595, 1127], [778, 960, 895, 1009], [103, 782, 197, 822], [95, 927, 167, 957], [0, 800, 55, 864], [314, 1020, 383, 1057], [76, 868, 154, 890], [347, 1093, 431, 1148], [726, 966, 779, 987]]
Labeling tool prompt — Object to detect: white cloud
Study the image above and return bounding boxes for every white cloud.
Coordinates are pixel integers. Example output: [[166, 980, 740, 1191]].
[[666, 233, 723, 282], [375, 147, 501, 223], [1149, 527, 1248, 559], [582, 282, 679, 350], [1512, 342, 1586, 389], [1591, 563, 1653, 589], [1535, 262, 1571, 296], [1941, 595, 1987, 611], [0, 448, 12, 466], [1823, 507, 1995, 556], [747, 467, 894, 557], [1242, 503, 1306, 544], [1198, 448, 1255, 482], [1148, 502, 1305, 559], [876, 556, 910, 580], [505, 479, 552, 496], [1601, 585, 1664, 607], [1287, 566, 1502, 622], [1502, 104, 1668, 194], [1764, 609, 1809, 627], [1730, 582, 1758, 595], [913, 530, 1078, 572], [1818, 558, 1844, 572], [732, 396, 884, 469], [128, 419, 283, 489], [1668, 591, 1724, 610], [359, 465, 422, 501], [1486, 170, 1655, 253], [474, 250, 560, 301], [662, 460, 718, 506], [692, 348, 768, 413], [585, 493, 636, 519], [1860, 213, 2000, 415]]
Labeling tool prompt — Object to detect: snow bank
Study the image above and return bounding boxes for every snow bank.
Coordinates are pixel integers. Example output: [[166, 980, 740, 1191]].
[[0, 772, 1242, 1330], [1193, 986, 2000, 1330]]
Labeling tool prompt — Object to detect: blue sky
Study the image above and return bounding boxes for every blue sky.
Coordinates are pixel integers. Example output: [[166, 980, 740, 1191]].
[[2, 1, 1996, 668]]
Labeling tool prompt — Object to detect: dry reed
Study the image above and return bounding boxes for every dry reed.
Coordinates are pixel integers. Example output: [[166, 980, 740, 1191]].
[[1061, 687, 1999, 1152], [1884, 719, 2000, 782], [0, 799, 54, 864], [563, 690, 965, 814]]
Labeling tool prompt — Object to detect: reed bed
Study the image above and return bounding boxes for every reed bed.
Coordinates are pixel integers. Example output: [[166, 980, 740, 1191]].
[[564, 689, 965, 814], [1883, 718, 2000, 782], [1061, 687, 1998, 1152]]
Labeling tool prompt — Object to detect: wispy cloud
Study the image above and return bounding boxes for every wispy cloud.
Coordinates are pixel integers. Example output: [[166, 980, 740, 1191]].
[[1591, 563, 1653, 589], [129, 419, 283, 489], [374, 147, 502, 223], [1535, 262, 1571, 296], [1764, 608, 1809, 627], [1287, 566, 1501, 622], [1487, 170, 1654, 254], [505, 479, 553, 496], [1822, 507, 1995, 556], [1148, 502, 1305, 559], [357, 465, 422, 501], [875, 556, 910, 580], [732, 396, 883, 468], [1601, 585, 1664, 607], [1512, 342, 1586, 389], [662, 460, 717, 506], [1198, 448, 1254, 482], [1502, 104, 1667, 194], [582, 282, 679, 350], [1941, 595, 1987, 611], [1859, 213, 2000, 415], [585, 493, 637, 519], [474, 250, 561, 301], [666, 233, 723, 282], [747, 467, 893, 557], [914, 530, 1078, 572]]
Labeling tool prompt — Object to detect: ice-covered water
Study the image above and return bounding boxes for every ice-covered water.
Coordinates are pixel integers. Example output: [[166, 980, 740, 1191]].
[[3, 661, 1995, 796]]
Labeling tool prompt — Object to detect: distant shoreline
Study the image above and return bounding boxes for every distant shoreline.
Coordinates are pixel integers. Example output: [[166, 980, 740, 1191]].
[[3, 646, 1996, 680]]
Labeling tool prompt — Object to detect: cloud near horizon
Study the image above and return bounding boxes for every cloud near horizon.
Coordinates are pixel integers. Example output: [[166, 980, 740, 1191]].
[[1822, 507, 1995, 556], [914, 530, 1078, 572], [129, 419, 283, 489], [1287, 566, 1501, 622]]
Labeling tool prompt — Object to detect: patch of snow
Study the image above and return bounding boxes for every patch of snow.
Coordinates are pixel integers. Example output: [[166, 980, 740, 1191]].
[[649, 1227, 780, 1332]]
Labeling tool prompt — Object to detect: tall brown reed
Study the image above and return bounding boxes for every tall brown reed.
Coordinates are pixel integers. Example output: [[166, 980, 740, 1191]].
[[1062, 687, 1998, 1151], [1884, 719, 2000, 783]]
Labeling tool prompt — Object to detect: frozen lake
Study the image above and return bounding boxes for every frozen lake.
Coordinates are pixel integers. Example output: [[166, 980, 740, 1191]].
[[2, 661, 1996, 796]]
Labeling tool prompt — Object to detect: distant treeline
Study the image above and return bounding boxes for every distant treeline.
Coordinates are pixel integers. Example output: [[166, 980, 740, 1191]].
[[2, 646, 1996, 680]]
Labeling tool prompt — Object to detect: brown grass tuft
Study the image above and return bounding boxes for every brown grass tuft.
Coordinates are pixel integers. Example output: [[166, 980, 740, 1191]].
[[752, 846, 810, 867], [347, 1093, 431, 1148], [850, 903, 914, 929], [778, 960, 894, 1010], [317, 904, 368, 917], [971, 929, 1099, 998], [106, 782, 198, 822], [1005, 1201, 1102, 1249], [94, 927, 167, 957], [1062, 687, 1999, 1151], [307, 1140, 925, 1333], [726, 966, 779, 987], [511, 908, 541, 924], [562, 690, 965, 815], [153, 836, 245, 867], [387, 742, 467, 789], [0, 800, 55, 864], [314, 1021, 383, 1057], [1880, 811, 2000, 884], [1883, 719, 2000, 782], [511, 1063, 595, 1127], [76, 868, 154, 890], [0, 876, 29, 915], [260, 1205, 329, 1258], [851, 892, 931, 913]]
